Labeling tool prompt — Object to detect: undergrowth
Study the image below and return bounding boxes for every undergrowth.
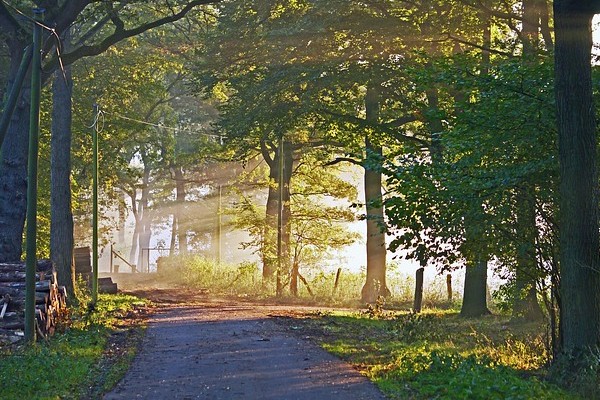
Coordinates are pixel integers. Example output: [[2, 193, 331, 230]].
[[157, 254, 458, 308], [297, 310, 580, 400], [0, 293, 148, 400]]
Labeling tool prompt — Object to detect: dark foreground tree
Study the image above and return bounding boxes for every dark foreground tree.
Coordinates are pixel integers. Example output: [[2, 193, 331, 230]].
[[553, 0, 600, 357]]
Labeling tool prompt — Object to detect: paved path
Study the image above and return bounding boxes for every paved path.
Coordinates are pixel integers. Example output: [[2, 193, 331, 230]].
[[104, 304, 387, 400]]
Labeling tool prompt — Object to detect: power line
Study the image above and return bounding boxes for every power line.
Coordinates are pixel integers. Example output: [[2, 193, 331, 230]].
[[105, 111, 222, 139]]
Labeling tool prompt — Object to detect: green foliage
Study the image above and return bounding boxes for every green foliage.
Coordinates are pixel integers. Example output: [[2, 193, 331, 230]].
[[550, 349, 600, 399], [0, 294, 148, 400], [227, 159, 359, 284]]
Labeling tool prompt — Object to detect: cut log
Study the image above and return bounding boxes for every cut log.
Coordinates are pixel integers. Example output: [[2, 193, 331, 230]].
[[0, 260, 54, 274]]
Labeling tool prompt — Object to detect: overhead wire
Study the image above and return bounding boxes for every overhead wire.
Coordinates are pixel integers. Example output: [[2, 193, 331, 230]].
[[1, 0, 68, 83], [105, 110, 223, 139]]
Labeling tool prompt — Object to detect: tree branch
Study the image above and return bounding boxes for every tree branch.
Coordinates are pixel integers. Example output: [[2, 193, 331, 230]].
[[319, 108, 428, 147], [42, 0, 220, 74]]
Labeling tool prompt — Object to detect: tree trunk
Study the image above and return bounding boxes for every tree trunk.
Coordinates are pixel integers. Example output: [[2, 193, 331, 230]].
[[128, 192, 139, 267], [117, 192, 126, 245], [263, 148, 279, 280], [173, 165, 187, 254], [281, 139, 293, 279], [0, 45, 30, 262], [513, 187, 543, 321], [460, 258, 491, 317], [510, 0, 544, 322], [553, 2, 600, 355], [413, 267, 424, 313], [169, 215, 177, 255], [50, 51, 75, 298], [137, 164, 152, 271], [361, 85, 390, 303], [262, 139, 293, 282], [290, 258, 299, 297]]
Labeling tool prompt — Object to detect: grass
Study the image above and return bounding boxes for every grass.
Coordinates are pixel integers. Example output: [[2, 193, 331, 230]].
[[291, 309, 579, 400], [0, 293, 148, 400], [156, 254, 457, 308]]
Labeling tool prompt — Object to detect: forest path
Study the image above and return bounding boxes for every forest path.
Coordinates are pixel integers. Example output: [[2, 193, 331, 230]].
[[103, 289, 387, 400]]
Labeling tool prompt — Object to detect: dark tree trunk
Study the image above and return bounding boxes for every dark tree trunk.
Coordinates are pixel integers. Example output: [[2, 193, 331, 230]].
[[460, 258, 491, 317], [413, 267, 424, 313], [511, 0, 543, 322], [262, 139, 293, 282], [513, 187, 543, 321], [361, 86, 390, 303], [50, 52, 75, 298], [554, 1, 600, 355], [459, 11, 492, 319], [169, 215, 177, 254], [290, 258, 299, 297], [0, 45, 30, 262]]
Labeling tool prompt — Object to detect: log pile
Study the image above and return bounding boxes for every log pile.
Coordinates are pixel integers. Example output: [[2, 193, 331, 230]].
[[0, 260, 67, 345]]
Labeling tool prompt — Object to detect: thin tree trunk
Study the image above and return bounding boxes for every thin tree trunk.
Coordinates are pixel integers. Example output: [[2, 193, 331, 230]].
[[261, 139, 293, 282], [413, 267, 424, 313], [137, 164, 152, 271], [128, 191, 139, 267], [263, 146, 279, 280], [173, 165, 187, 254], [169, 215, 177, 254], [50, 47, 75, 298]]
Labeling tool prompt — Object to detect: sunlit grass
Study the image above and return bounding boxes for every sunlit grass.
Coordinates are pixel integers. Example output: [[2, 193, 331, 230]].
[[0, 293, 148, 400], [157, 254, 460, 308], [298, 309, 578, 400]]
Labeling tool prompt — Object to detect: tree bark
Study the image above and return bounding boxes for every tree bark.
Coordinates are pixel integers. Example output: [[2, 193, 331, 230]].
[[262, 139, 292, 282], [50, 48, 75, 298], [263, 143, 279, 280], [361, 85, 390, 303], [173, 165, 187, 254], [513, 187, 543, 321], [460, 258, 491, 317], [553, 1, 600, 355], [137, 163, 152, 271], [0, 49, 30, 262], [413, 267, 424, 313]]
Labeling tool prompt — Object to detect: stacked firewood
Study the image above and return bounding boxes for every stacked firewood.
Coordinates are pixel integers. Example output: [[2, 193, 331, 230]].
[[0, 260, 67, 345]]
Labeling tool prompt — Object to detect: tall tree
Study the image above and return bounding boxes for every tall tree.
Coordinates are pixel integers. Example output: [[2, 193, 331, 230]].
[[50, 42, 75, 297], [553, 0, 600, 357]]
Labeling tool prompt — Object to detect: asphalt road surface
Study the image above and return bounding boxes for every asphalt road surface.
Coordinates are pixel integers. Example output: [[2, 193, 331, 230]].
[[104, 303, 387, 400]]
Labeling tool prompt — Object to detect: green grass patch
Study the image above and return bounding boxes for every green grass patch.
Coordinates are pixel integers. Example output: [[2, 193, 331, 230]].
[[298, 310, 579, 400], [0, 293, 148, 400]]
